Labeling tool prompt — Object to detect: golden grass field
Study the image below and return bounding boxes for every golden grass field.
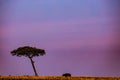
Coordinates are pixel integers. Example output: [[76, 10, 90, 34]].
[[0, 76, 120, 80]]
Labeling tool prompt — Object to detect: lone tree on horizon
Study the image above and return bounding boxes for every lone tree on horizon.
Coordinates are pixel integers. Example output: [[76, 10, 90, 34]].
[[10, 46, 45, 76]]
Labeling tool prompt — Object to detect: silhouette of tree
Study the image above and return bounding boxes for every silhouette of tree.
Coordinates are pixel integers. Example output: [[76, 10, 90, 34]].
[[11, 46, 45, 76]]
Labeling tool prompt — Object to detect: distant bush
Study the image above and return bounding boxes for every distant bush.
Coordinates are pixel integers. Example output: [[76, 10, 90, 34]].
[[62, 73, 71, 77]]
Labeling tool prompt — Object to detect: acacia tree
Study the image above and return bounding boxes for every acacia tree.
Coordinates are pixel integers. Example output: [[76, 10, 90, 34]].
[[10, 46, 45, 76]]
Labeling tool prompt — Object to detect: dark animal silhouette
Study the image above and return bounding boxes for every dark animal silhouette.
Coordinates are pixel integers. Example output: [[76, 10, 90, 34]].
[[62, 73, 71, 77]]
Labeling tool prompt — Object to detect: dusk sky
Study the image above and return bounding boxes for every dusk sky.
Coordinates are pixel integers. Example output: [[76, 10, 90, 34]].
[[0, 0, 120, 76]]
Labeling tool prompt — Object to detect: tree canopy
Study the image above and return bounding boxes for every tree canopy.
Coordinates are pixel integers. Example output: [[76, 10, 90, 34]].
[[11, 46, 45, 58]]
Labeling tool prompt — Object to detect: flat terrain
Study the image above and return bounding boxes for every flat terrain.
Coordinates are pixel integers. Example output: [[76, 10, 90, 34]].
[[0, 76, 120, 80]]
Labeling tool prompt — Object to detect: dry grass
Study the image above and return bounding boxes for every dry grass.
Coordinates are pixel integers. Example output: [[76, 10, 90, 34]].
[[0, 76, 120, 80]]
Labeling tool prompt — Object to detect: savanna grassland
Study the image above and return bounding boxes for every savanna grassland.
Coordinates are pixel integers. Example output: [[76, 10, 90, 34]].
[[0, 76, 120, 80]]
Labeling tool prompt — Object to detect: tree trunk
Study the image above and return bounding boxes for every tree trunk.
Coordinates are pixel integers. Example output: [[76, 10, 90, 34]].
[[29, 58, 38, 76]]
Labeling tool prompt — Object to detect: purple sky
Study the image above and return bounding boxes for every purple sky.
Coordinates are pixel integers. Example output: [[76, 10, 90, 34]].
[[0, 0, 120, 76]]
